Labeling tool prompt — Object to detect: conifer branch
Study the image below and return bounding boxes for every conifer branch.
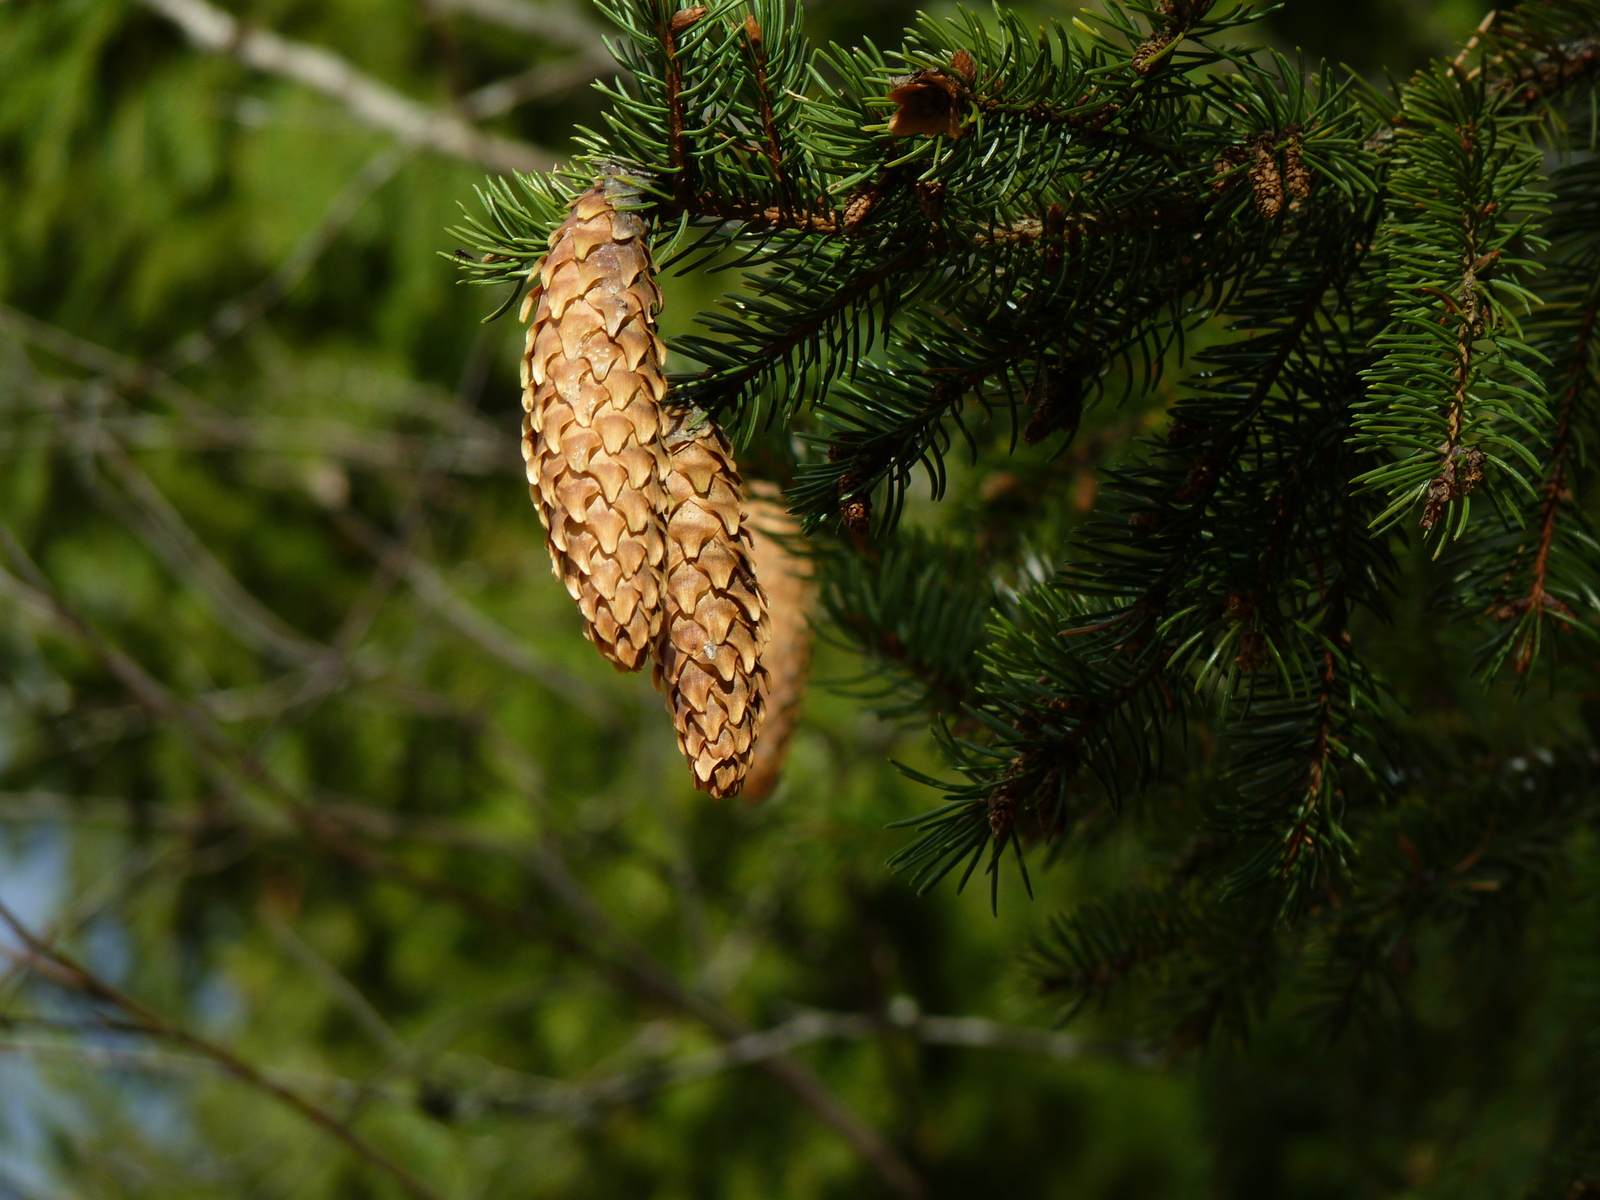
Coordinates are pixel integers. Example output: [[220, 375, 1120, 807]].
[[1494, 291, 1599, 670]]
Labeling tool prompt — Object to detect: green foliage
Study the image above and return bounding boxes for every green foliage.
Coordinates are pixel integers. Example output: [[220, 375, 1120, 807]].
[[454, 0, 1600, 1190], [1354, 65, 1551, 540], [9, 0, 1600, 1196]]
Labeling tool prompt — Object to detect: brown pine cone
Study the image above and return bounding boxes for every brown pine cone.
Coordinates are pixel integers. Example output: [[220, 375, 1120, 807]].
[[741, 482, 815, 801], [654, 408, 770, 797], [520, 181, 669, 672]]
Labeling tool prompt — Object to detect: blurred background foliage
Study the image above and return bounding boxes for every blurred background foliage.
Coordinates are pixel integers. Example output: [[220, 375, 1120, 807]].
[[13, 0, 1595, 1197]]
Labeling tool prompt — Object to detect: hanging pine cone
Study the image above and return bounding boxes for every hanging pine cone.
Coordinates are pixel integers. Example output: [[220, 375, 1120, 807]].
[[741, 481, 815, 801], [520, 180, 669, 672], [654, 407, 770, 797]]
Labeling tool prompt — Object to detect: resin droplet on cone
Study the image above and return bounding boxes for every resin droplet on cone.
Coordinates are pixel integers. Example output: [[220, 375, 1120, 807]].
[[520, 184, 669, 672], [655, 409, 770, 798]]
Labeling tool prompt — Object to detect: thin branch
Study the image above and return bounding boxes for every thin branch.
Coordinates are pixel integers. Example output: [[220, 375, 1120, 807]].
[[402, 1007, 1093, 1115], [658, 3, 697, 205], [135, 0, 551, 173], [688, 243, 929, 402], [0, 527, 925, 1200], [0, 836, 191, 1010], [459, 51, 613, 119], [0, 303, 211, 421], [0, 896, 449, 1200], [98, 413, 514, 473], [0, 792, 136, 825], [740, 17, 793, 214], [5, 323, 602, 720], [332, 510, 619, 723], [264, 913, 406, 1057], [0, 1006, 1096, 1121], [427, 0, 604, 49], [161, 147, 411, 372], [88, 434, 328, 667], [676, 196, 1204, 246], [536, 840, 929, 1198], [2, 306, 515, 475]]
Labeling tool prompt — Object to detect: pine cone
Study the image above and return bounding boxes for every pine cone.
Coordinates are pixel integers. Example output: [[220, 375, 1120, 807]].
[[654, 408, 770, 797], [520, 182, 669, 672], [741, 482, 815, 801]]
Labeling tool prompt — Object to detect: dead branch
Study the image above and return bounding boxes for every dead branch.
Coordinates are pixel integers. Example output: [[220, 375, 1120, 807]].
[[136, 0, 551, 173], [427, 0, 602, 48], [0, 524, 926, 1200], [0, 896, 450, 1200]]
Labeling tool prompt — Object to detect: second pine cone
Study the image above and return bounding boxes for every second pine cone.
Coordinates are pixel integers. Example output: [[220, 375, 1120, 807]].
[[654, 408, 770, 798]]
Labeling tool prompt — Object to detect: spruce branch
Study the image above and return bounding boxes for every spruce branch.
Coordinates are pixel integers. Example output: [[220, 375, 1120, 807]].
[[1449, 156, 1600, 676], [1355, 65, 1552, 540], [816, 529, 992, 717]]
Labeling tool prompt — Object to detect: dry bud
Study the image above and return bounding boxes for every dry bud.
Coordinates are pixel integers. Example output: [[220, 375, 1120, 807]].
[[886, 71, 965, 139], [988, 787, 1018, 840], [1024, 366, 1083, 446], [1421, 445, 1487, 531], [1235, 627, 1268, 671], [841, 495, 872, 534], [669, 5, 707, 32], [987, 756, 1030, 840], [1131, 31, 1175, 74], [1455, 446, 1486, 493], [1250, 135, 1284, 219], [1129, 510, 1165, 533], [843, 191, 876, 230], [1176, 449, 1222, 502], [949, 49, 976, 83], [1212, 145, 1248, 193], [1285, 133, 1312, 200], [1421, 477, 1453, 531]]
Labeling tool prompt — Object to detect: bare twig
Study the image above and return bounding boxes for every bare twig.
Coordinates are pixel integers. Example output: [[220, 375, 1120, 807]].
[[1, 306, 514, 474], [0, 896, 449, 1200], [514, 837, 931, 1200], [135, 0, 551, 173], [0, 303, 211, 421], [161, 147, 411, 372], [89, 435, 328, 667], [333, 510, 618, 723], [427, 0, 603, 49], [264, 913, 406, 1057], [0, 525, 921, 1200], [0, 837, 189, 1010], [460, 52, 613, 119], [0, 792, 135, 825], [98, 413, 514, 473], [0, 1005, 1094, 1121]]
